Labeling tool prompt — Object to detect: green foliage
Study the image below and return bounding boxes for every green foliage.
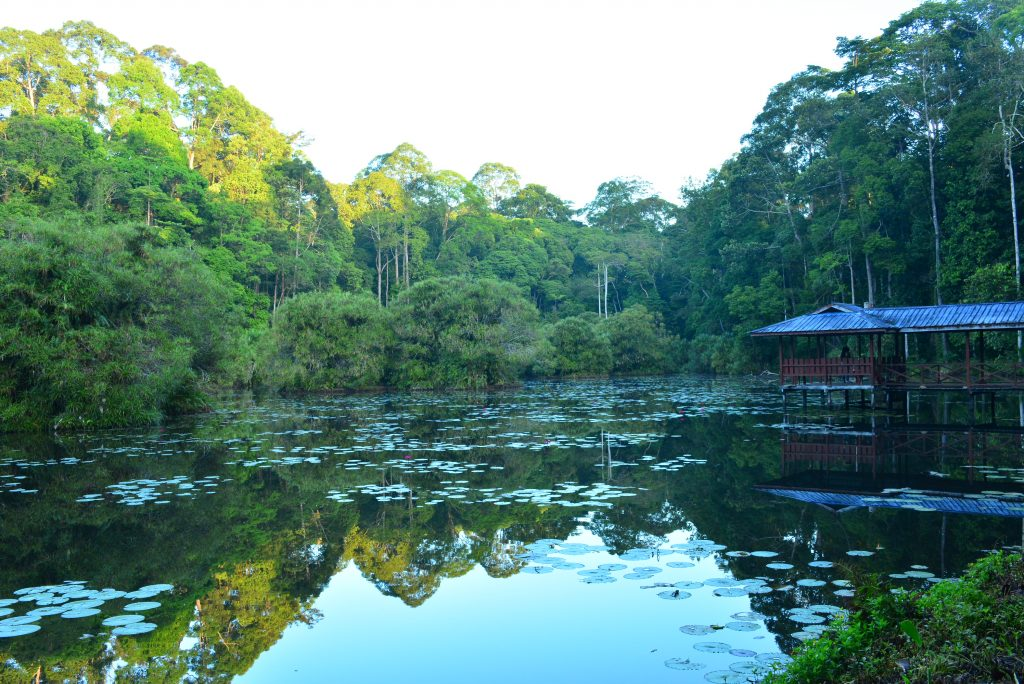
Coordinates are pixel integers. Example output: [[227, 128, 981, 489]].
[[389, 277, 542, 388], [769, 553, 1024, 684], [544, 314, 612, 377], [11, 1, 1024, 424], [0, 219, 237, 430], [269, 291, 391, 390], [600, 305, 679, 374]]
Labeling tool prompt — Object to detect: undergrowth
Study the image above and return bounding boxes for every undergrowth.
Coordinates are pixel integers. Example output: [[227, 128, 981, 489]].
[[766, 552, 1024, 683]]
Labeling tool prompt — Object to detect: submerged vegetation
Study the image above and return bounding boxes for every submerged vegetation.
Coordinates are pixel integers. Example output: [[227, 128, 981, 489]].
[[3, 0, 1024, 428], [769, 552, 1024, 683]]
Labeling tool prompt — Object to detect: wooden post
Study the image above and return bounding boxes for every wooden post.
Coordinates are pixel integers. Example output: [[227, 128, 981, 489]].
[[778, 338, 784, 386], [978, 331, 985, 384], [869, 332, 876, 385], [966, 331, 972, 388]]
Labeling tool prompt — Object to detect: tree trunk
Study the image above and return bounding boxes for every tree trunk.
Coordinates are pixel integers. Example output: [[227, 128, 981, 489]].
[[864, 252, 875, 306], [848, 250, 857, 305], [376, 249, 383, 305], [1002, 103, 1021, 296], [598, 264, 606, 319], [926, 125, 943, 306]]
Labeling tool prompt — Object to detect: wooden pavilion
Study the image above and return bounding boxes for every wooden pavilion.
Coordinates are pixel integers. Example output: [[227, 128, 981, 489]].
[[750, 302, 1024, 396]]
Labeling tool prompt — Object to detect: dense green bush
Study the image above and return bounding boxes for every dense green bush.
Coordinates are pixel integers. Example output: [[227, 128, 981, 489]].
[[545, 314, 613, 376], [388, 277, 543, 388], [768, 553, 1024, 683], [600, 304, 679, 374], [269, 291, 392, 390], [0, 219, 238, 430]]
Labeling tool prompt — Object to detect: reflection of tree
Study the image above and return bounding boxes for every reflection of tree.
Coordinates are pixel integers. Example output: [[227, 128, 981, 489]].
[[3, 391, 1022, 680], [480, 532, 527, 578]]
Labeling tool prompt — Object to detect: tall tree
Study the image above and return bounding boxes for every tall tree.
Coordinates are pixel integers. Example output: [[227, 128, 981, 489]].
[[472, 162, 520, 210]]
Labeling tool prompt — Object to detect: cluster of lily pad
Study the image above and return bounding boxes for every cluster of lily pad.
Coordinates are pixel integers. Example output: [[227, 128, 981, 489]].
[[0, 582, 172, 639], [327, 481, 641, 509], [665, 638, 794, 682], [75, 475, 224, 506]]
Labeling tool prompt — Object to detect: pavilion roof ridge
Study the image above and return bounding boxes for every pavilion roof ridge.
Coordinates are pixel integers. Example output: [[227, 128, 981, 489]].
[[750, 300, 1024, 336]]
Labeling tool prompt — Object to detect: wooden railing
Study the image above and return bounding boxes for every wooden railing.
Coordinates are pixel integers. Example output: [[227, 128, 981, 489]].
[[781, 357, 877, 386], [884, 361, 1024, 388], [782, 357, 1024, 389]]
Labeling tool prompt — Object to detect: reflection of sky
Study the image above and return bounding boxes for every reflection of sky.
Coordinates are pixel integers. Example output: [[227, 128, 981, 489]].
[[240, 529, 779, 684]]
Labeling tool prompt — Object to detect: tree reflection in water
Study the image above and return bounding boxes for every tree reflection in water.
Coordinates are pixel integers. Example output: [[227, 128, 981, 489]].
[[0, 379, 1021, 682]]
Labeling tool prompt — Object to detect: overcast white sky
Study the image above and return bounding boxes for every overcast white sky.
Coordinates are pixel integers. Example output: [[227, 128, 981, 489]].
[[7, 0, 920, 207]]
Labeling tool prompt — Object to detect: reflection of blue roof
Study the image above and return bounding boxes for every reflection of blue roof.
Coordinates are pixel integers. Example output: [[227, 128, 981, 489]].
[[757, 487, 1024, 518], [751, 301, 1024, 336]]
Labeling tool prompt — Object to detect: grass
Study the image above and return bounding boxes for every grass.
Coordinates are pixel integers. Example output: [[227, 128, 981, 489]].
[[766, 552, 1024, 684]]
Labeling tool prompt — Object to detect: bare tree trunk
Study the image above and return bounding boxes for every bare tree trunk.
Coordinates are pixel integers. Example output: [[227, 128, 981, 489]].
[[1002, 102, 1021, 296], [598, 264, 606, 319], [864, 252, 875, 306], [926, 127, 943, 306], [597, 269, 603, 316], [376, 249, 383, 305], [848, 249, 857, 305]]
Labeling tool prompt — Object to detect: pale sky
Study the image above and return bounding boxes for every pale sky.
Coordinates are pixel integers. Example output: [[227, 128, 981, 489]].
[[7, 0, 920, 208]]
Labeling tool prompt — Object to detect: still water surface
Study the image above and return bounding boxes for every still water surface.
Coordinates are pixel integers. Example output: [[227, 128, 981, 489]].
[[1, 377, 1022, 682]]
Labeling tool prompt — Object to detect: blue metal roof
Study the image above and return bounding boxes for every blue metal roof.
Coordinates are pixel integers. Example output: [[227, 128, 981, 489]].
[[751, 301, 1024, 336], [757, 487, 1024, 518]]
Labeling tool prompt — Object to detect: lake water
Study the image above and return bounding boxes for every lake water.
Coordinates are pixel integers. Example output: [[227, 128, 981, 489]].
[[1, 376, 1023, 683]]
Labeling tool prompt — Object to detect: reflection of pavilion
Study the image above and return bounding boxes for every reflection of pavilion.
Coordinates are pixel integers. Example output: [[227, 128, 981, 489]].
[[755, 423, 1024, 518]]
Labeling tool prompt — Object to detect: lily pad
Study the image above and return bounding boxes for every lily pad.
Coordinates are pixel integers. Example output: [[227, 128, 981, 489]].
[[111, 622, 156, 636], [789, 613, 826, 624], [61, 600, 104, 610], [755, 653, 794, 665], [808, 560, 834, 568], [730, 660, 769, 675], [27, 606, 67, 617], [694, 641, 733, 653], [846, 550, 874, 557], [765, 562, 794, 570], [0, 615, 40, 626], [725, 621, 759, 632], [103, 614, 145, 627], [61, 608, 101, 619], [713, 587, 748, 597], [730, 611, 765, 622], [680, 624, 715, 635], [704, 670, 750, 683], [596, 564, 627, 572], [657, 590, 691, 600], [0, 624, 41, 637], [664, 657, 706, 671], [796, 579, 826, 587]]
